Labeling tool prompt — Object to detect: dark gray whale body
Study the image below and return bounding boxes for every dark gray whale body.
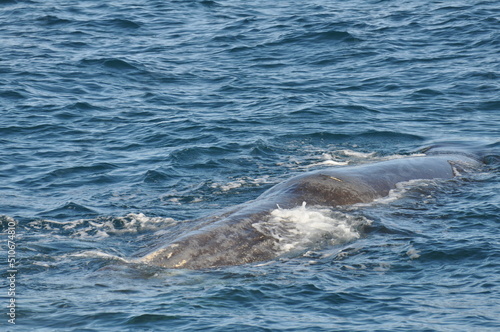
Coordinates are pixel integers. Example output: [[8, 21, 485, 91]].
[[140, 147, 483, 269]]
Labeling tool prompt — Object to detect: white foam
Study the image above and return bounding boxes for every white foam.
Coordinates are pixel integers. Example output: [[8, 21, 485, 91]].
[[212, 179, 246, 191], [406, 248, 421, 260], [304, 152, 349, 168], [373, 262, 391, 272], [210, 176, 272, 192], [305, 159, 349, 168], [296, 146, 433, 172], [303, 149, 377, 169], [28, 213, 178, 239], [338, 149, 376, 158], [253, 202, 371, 254], [383, 153, 426, 160], [351, 179, 433, 208], [69, 250, 130, 262]]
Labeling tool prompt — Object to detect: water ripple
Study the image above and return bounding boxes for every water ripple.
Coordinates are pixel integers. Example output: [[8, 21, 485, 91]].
[[1, 0, 499, 330]]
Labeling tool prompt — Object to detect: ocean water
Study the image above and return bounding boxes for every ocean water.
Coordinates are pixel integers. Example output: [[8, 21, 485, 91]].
[[1, 0, 499, 330]]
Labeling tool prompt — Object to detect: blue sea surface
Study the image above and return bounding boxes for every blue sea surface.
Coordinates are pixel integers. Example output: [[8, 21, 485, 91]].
[[1, 0, 499, 330]]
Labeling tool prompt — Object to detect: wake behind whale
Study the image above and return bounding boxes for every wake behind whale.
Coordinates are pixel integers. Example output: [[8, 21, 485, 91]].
[[138, 145, 487, 269]]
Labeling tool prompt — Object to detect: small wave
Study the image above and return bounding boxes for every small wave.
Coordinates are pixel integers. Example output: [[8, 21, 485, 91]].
[[143, 170, 173, 184], [0, 0, 18, 5], [253, 202, 371, 255], [38, 202, 99, 220], [104, 18, 142, 29], [169, 144, 241, 167], [28, 213, 179, 239], [80, 58, 140, 71], [271, 29, 360, 47], [1, 123, 79, 137], [24, 163, 119, 191], [68, 101, 95, 110], [279, 131, 424, 149], [0, 90, 26, 99], [310, 29, 361, 42], [355, 130, 425, 142], [127, 314, 179, 324], [410, 88, 444, 98], [36, 15, 72, 26]]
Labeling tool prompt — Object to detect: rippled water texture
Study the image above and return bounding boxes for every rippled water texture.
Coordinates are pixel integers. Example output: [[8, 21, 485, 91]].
[[1, 0, 499, 331]]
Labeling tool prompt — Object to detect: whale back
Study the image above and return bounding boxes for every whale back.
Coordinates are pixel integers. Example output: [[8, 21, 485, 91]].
[[140, 152, 483, 269], [421, 142, 496, 164]]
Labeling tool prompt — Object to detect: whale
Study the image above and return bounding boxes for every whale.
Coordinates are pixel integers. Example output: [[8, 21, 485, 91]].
[[139, 145, 486, 269]]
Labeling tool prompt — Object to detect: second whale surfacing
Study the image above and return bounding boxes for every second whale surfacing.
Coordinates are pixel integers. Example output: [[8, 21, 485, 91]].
[[139, 146, 484, 269]]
